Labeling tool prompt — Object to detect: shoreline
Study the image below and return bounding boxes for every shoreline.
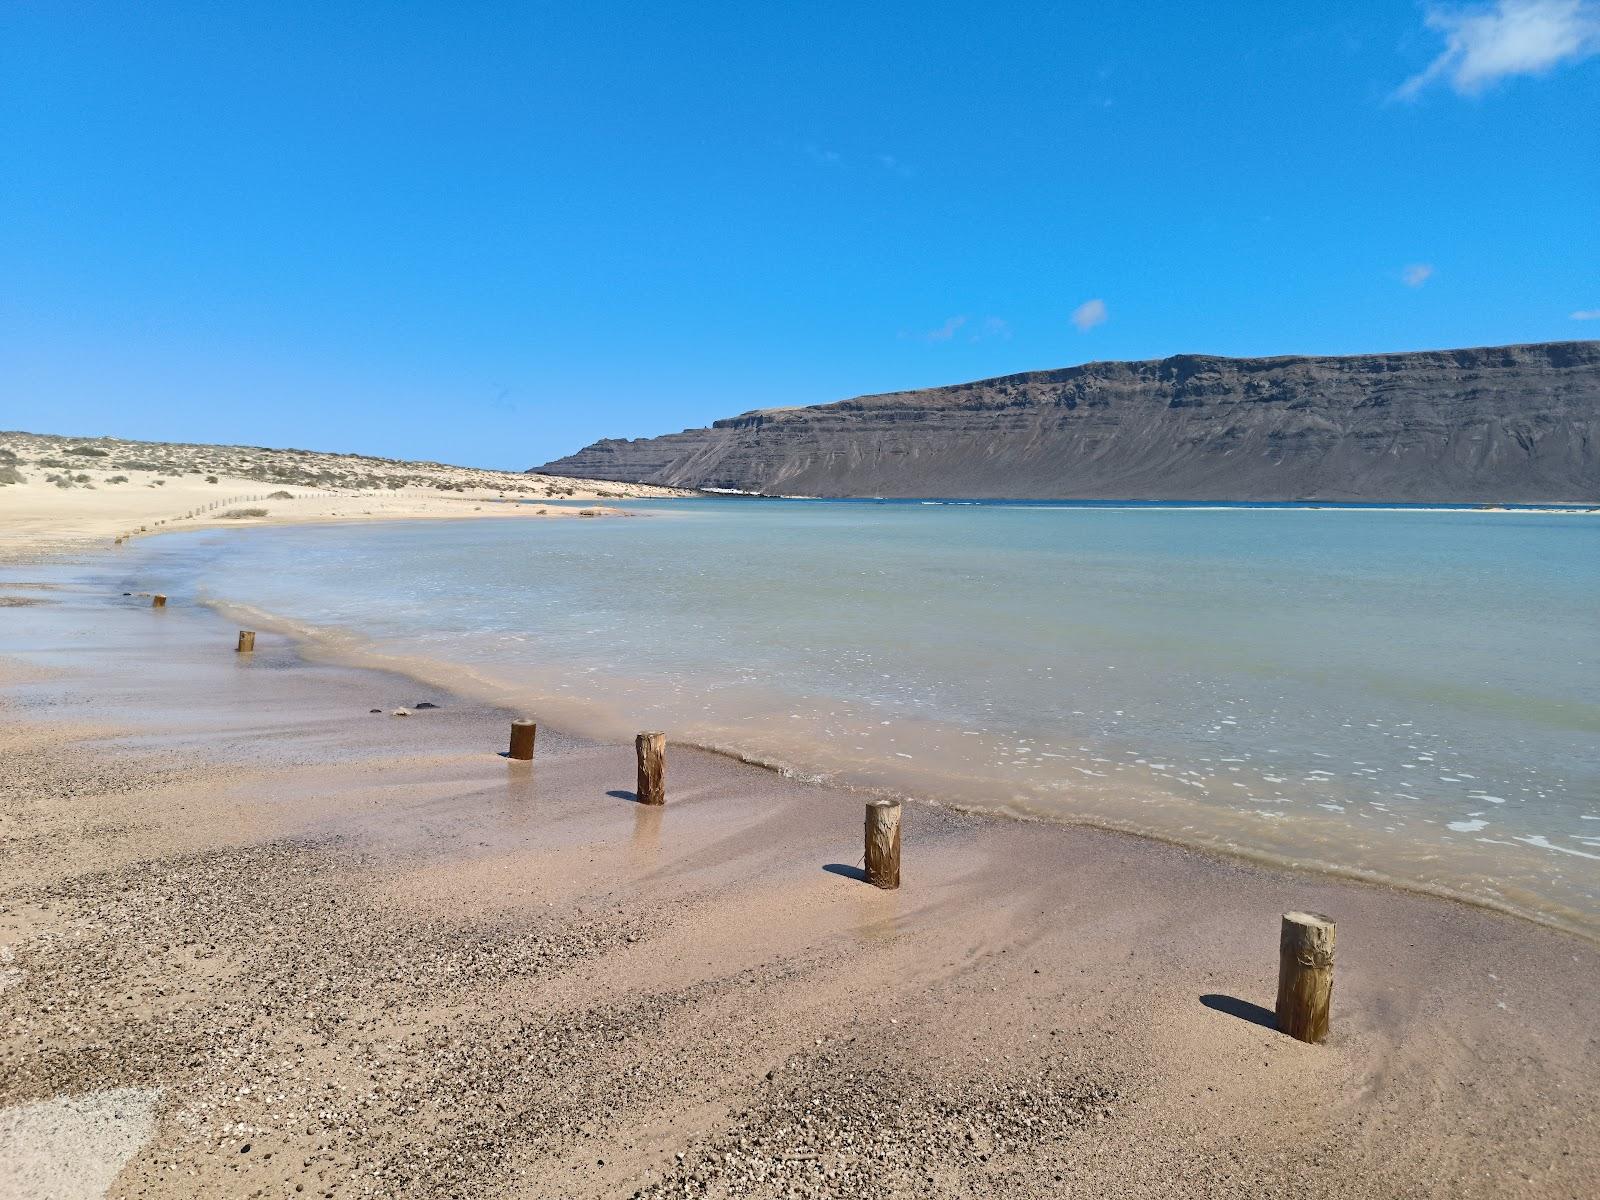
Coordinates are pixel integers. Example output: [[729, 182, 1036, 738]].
[[0, 485, 677, 566], [194, 582, 1600, 949], [32, 514, 1600, 947], [0, 426, 692, 565], [168, 522, 1598, 950], [2, 538, 1598, 1196], [705, 491, 1600, 511]]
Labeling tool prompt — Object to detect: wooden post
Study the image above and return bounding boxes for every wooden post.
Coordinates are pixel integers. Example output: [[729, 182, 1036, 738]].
[[236, 630, 256, 653], [635, 732, 665, 805], [864, 798, 901, 889], [509, 719, 537, 761], [151, 594, 167, 608], [1275, 911, 1335, 1044]]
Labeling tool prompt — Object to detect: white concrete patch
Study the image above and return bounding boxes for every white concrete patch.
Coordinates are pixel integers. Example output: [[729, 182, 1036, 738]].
[[0, 1087, 161, 1200]]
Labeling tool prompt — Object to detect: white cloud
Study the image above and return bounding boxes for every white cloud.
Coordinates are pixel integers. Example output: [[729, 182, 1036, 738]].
[[1572, 308, 1600, 319], [923, 315, 967, 343], [1403, 263, 1436, 287], [903, 314, 1014, 344], [1071, 299, 1108, 332], [1397, 1, 1600, 98], [972, 316, 1012, 342]]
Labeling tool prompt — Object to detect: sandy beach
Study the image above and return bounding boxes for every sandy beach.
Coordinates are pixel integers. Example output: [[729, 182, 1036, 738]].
[[1, 532, 1597, 1199], [0, 431, 686, 564], [9, 2, 1596, 1193]]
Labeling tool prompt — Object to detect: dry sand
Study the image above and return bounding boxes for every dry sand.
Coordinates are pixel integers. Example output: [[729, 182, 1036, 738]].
[[0, 429, 686, 563], [1, 558, 1596, 1197]]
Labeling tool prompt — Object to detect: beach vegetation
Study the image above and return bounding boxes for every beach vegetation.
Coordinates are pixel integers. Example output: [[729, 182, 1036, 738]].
[[0, 430, 674, 507], [219, 507, 269, 518]]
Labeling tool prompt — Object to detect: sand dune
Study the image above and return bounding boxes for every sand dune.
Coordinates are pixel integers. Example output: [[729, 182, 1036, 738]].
[[0, 430, 688, 562]]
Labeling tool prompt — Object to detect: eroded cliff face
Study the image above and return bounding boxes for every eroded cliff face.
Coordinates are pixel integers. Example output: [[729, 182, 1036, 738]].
[[534, 342, 1600, 502]]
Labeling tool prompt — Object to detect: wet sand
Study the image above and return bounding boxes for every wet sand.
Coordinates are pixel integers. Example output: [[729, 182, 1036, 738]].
[[1, 573, 1597, 1198]]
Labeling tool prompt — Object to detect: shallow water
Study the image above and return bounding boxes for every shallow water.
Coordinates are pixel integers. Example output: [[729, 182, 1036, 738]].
[[112, 499, 1600, 935]]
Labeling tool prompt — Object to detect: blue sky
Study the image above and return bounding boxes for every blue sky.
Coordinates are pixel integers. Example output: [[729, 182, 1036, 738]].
[[4, 2, 1598, 469]]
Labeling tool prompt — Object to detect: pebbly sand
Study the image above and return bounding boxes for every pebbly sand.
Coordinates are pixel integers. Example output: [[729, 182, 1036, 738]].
[[0, 565, 1597, 1198]]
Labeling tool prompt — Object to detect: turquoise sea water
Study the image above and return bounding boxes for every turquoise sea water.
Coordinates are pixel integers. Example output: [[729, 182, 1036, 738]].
[[126, 500, 1600, 935]]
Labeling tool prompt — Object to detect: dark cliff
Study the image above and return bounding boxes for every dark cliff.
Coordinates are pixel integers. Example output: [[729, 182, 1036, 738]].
[[533, 342, 1600, 502]]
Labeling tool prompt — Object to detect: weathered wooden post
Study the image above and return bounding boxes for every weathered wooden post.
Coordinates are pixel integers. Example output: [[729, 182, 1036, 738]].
[[1275, 911, 1335, 1044], [864, 798, 901, 889], [509, 719, 537, 761], [635, 732, 665, 805], [151, 594, 167, 608], [236, 630, 256, 653]]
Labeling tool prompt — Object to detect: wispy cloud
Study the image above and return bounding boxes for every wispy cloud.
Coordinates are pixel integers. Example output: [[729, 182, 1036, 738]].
[[922, 315, 968, 343], [1396, 1, 1600, 98], [1572, 308, 1600, 319], [1403, 263, 1436, 287], [972, 316, 1012, 342], [901, 314, 1012, 345], [802, 146, 912, 175], [1071, 298, 1108, 332]]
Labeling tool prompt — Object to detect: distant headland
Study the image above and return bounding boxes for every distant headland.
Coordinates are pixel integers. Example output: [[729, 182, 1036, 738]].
[[534, 341, 1600, 503]]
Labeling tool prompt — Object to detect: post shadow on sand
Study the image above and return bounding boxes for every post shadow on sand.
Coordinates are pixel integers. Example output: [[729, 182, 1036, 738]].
[[822, 863, 869, 883], [1200, 993, 1278, 1031], [608, 789, 641, 803]]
